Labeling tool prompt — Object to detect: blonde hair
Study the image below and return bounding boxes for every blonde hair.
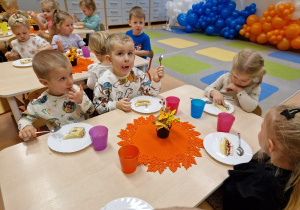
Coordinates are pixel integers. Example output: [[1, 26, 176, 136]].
[[231, 49, 266, 84], [79, 0, 96, 12], [52, 10, 72, 33], [89, 31, 108, 55], [129, 6, 145, 20], [1, 0, 18, 10], [105, 32, 134, 55], [40, 0, 60, 10], [32, 50, 70, 79], [8, 14, 30, 31], [264, 105, 300, 210]]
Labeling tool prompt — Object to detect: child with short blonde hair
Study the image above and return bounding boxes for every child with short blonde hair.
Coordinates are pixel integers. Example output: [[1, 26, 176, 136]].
[[93, 32, 164, 114], [125, 6, 151, 60], [204, 49, 266, 112], [18, 50, 94, 140], [51, 10, 85, 52], [5, 14, 52, 60], [86, 31, 111, 90], [0, 0, 29, 22]]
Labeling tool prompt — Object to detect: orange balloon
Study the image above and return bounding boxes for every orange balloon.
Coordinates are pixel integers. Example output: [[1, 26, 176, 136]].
[[291, 36, 300, 49], [276, 35, 283, 41], [260, 16, 266, 23], [285, 24, 300, 39], [246, 26, 251, 32], [239, 29, 246, 35], [243, 24, 247, 29], [289, 7, 295, 13], [263, 22, 273, 32], [270, 35, 277, 41], [245, 32, 251, 38], [247, 15, 259, 25], [267, 32, 273, 38], [263, 11, 269, 17], [277, 4, 285, 12], [284, 2, 291, 9], [274, 29, 280, 35], [250, 34, 257, 42], [280, 30, 285, 36], [277, 38, 290, 50], [266, 16, 272, 23], [268, 4, 275, 11], [283, 9, 290, 16], [272, 16, 286, 28], [251, 22, 263, 35], [257, 33, 268, 44], [270, 10, 277, 17]]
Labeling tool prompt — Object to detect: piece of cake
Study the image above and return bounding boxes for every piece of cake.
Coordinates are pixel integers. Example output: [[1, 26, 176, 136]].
[[220, 137, 233, 156], [135, 99, 151, 107], [20, 58, 32, 64], [215, 103, 230, 112], [63, 127, 85, 140]]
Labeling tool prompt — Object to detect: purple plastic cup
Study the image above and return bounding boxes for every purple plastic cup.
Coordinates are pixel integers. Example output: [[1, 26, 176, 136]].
[[89, 126, 108, 151], [81, 46, 90, 58]]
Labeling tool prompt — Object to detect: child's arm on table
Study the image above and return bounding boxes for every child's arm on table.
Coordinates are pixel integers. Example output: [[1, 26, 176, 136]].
[[204, 75, 226, 107], [5, 51, 20, 61], [116, 98, 131, 112], [69, 84, 94, 115], [81, 16, 99, 30], [18, 105, 40, 139], [36, 44, 53, 53]]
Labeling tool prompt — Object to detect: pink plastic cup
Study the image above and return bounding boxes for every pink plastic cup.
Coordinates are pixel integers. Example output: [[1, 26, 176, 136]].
[[118, 145, 139, 174], [166, 96, 180, 115], [217, 113, 235, 133], [89, 126, 108, 151], [81, 46, 90, 58]]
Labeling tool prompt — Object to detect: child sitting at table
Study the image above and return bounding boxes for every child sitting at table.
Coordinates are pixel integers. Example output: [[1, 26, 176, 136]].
[[86, 31, 111, 90], [5, 14, 52, 61], [125, 6, 151, 60], [204, 49, 266, 113], [93, 32, 164, 114], [72, 0, 100, 46], [0, 0, 29, 22], [27, 0, 60, 40], [51, 10, 85, 53], [18, 50, 94, 140]]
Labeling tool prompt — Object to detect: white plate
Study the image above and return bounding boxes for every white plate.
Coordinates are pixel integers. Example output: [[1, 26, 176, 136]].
[[12, 58, 32, 67], [74, 25, 84, 29], [101, 197, 153, 210], [202, 97, 234, 115], [48, 123, 93, 153], [203, 132, 253, 165], [0, 31, 13, 37], [131, 96, 163, 114], [66, 49, 83, 56]]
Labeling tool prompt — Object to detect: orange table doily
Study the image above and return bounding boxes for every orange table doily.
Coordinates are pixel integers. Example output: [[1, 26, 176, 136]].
[[72, 58, 94, 74], [29, 28, 47, 34], [118, 115, 204, 174]]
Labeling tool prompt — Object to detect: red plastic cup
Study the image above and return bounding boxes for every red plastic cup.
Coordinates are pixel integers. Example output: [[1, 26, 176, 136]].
[[217, 113, 235, 133], [81, 46, 90, 57], [89, 126, 108, 151], [118, 145, 139, 174], [166, 96, 180, 115]]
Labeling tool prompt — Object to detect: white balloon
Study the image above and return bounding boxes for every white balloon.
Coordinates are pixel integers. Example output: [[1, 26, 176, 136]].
[[177, 2, 183, 7], [291, 11, 300, 20], [169, 19, 177, 26], [295, 2, 300, 10]]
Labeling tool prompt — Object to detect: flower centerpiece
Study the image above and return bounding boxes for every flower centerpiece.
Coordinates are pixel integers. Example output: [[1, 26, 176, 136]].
[[154, 105, 180, 138], [65, 47, 80, 66]]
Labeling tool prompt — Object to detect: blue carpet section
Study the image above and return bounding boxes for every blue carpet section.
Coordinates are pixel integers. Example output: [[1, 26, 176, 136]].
[[200, 71, 279, 102], [163, 26, 187, 34], [268, 51, 300, 64]]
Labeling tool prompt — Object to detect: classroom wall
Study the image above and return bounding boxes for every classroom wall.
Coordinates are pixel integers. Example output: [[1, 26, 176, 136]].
[[17, 0, 66, 12]]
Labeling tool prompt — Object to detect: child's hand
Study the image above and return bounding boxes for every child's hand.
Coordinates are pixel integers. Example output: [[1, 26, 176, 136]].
[[68, 84, 83, 104], [75, 22, 85, 26], [225, 83, 243, 93], [116, 98, 132, 112], [37, 30, 45, 37], [153, 65, 164, 82], [211, 90, 226, 107], [5, 51, 20, 60], [27, 11, 37, 18], [72, 14, 77, 20], [55, 40, 63, 52], [19, 126, 37, 139]]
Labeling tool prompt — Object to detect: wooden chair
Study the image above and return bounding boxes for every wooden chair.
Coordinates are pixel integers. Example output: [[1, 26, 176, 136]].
[[100, 23, 105, 31], [7, 36, 17, 49], [252, 105, 262, 116], [146, 50, 154, 80]]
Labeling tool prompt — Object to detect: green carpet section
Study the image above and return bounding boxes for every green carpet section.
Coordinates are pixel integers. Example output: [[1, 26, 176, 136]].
[[189, 33, 224, 42], [151, 45, 166, 54], [265, 61, 300, 81], [155, 55, 212, 75], [225, 41, 268, 51], [144, 31, 168, 39]]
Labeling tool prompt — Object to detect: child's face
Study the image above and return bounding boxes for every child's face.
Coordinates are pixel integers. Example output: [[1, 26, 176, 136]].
[[80, 5, 94, 17], [107, 41, 135, 77], [41, 5, 54, 21], [6, 6, 18, 16], [12, 25, 30, 42], [128, 16, 145, 35], [58, 17, 74, 36], [44, 65, 74, 96], [231, 69, 252, 87]]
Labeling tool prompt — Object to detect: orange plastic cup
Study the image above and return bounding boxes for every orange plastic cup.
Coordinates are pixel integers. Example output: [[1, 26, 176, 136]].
[[118, 145, 139, 174]]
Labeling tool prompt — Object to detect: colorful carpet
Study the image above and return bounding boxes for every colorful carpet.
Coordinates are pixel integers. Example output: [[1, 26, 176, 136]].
[[144, 27, 300, 115]]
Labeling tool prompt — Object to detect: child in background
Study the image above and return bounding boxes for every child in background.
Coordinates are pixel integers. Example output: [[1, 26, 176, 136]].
[[86, 31, 111, 90], [204, 49, 266, 113], [5, 14, 52, 60], [18, 50, 94, 140], [27, 0, 60, 39], [93, 32, 164, 115], [125, 6, 151, 60], [0, 0, 29, 22], [72, 0, 100, 45], [51, 10, 85, 53]]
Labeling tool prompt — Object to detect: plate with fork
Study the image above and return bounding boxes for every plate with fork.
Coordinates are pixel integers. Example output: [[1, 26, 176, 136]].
[[202, 97, 234, 115], [131, 96, 163, 114]]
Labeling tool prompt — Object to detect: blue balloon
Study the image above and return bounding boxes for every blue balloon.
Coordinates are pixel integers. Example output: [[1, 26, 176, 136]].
[[206, 25, 216, 35], [250, 8, 256, 14], [225, 16, 234, 26], [229, 29, 235, 35], [212, 6, 217, 12], [187, 9, 193, 16], [229, 20, 236, 28], [198, 8, 204, 15], [209, 12, 215, 17], [250, 3, 256, 8], [232, 10, 240, 18], [194, 23, 201, 30], [215, 18, 225, 28], [242, 10, 250, 18], [187, 13, 198, 25], [220, 8, 231, 19], [177, 14, 188, 26], [227, 1, 236, 10], [236, 16, 246, 24], [205, 8, 211, 15], [224, 31, 230, 38], [219, 28, 226, 36], [206, 2, 213, 8], [201, 22, 207, 29], [212, 0, 219, 6], [235, 24, 242, 31], [185, 24, 193, 33], [229, 34, 234, 39]]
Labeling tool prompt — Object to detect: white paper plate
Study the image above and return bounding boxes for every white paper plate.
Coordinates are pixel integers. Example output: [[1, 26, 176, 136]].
[[204, 132, 253, 165], [0, 31, 13, 37], [66, 49, 83, 56], [202, 97, 234, 115], [12, 58, 32, 67], [48, 123, 93, 153], [101, 197, 153, 210], [74, 25, 84, 29], [131, 96, 163, 114]]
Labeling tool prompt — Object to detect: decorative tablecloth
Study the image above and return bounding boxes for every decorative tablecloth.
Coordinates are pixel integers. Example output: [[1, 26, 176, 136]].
[[72, 58, 94, 74], [118, 115, 204, 174]]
